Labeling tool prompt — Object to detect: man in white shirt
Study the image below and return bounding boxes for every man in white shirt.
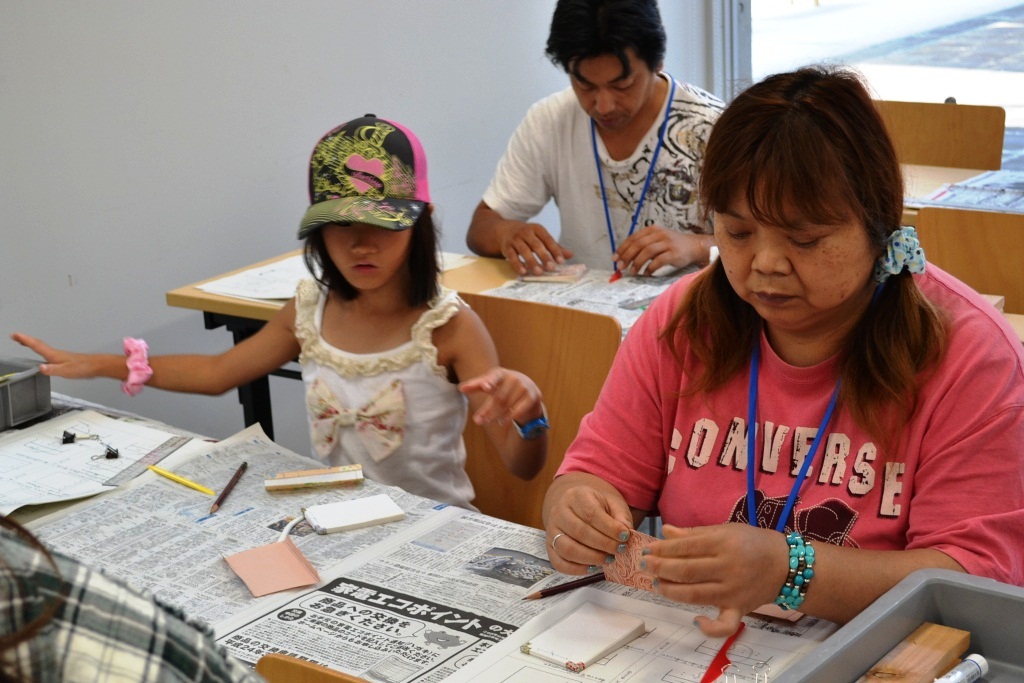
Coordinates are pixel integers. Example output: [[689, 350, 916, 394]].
[[467, 0, 724, 277]]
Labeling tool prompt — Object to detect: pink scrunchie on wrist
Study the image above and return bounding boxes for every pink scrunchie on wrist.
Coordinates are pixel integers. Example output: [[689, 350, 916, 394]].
[[122, 337, 153, 397]]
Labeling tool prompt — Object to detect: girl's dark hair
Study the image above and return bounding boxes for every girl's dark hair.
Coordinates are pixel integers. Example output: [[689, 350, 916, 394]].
[[303, 210, 441, 307], [664, 66, 947, 444], [545, 0, 666, 80], [0, 516, 64, 683]]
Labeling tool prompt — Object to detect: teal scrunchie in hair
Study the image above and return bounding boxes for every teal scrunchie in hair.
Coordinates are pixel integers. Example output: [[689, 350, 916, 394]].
[[873, 226, 926, 283]]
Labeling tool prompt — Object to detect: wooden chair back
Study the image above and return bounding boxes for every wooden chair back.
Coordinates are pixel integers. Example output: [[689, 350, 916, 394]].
[[255, 653, 371, 682], [915, 207, 1024, 314], [875, 99, 1005, 170], [460, 292, 621, 529]]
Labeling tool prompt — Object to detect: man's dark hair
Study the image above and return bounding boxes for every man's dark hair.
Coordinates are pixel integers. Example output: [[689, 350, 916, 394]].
[[545, 0, 666, 79]]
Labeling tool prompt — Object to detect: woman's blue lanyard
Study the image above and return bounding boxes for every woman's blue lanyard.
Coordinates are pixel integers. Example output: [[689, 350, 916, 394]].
[[590, 75, 677, 272], [746, 336, 841, 533]]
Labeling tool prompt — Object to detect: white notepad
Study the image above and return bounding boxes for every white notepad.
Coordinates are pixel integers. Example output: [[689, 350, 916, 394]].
[[302, 494, 405, 534], [520, 601, 645, 672]]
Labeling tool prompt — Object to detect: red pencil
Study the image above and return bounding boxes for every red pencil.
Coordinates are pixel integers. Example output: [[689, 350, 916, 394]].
[[522, 572, 605, 600]]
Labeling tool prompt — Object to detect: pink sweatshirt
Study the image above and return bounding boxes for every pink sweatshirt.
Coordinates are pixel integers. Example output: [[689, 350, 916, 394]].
[[560, 265, 1024, 585]]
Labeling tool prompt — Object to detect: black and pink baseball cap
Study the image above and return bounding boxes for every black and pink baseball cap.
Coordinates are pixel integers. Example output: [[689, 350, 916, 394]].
[[298, 114, 431, 237]]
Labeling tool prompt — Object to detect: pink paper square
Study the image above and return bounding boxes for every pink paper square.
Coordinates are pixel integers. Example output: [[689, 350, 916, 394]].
[[224, 537, 319, 597]]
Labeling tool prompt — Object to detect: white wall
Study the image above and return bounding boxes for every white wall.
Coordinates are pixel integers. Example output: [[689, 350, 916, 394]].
[[1, 1, 709, 455]]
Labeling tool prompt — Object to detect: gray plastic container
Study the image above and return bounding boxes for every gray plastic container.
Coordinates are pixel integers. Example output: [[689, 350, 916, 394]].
[[778, 569, 1024, 682], [0, 357, 51, 428]]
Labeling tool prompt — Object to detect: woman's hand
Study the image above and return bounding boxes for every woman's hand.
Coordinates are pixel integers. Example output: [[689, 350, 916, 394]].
[[10, 333, 106, 380], [542, 473, 637, 575], [459, 367, 543, 427], [641, 523, 790, 637]]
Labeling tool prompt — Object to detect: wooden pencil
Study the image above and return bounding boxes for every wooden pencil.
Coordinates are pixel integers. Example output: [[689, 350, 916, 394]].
[[522, 572, 605, 600], [210, 462, 248, 513]]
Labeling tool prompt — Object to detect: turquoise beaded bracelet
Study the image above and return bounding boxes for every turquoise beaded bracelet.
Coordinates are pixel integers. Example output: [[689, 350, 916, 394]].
[[774, 531, 815, 611]]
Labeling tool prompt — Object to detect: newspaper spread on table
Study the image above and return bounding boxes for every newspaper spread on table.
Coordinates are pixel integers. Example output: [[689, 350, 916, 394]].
[[186, 250, 690, 336], [480, 268, 686, 336], [214, 504, 835, 682], [916, 169, 1024, 213], [29, 423, 836, 682], [29, 425, 449, 624]]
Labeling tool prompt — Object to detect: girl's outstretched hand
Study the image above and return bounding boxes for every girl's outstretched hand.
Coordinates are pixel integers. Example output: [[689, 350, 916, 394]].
[[641, 523, 790, 637], [10, 333, 102, 379], [458, 367, 544, 427]]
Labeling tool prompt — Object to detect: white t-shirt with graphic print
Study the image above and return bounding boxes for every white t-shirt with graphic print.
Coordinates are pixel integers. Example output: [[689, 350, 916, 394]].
[[482, 74, 724, 270]]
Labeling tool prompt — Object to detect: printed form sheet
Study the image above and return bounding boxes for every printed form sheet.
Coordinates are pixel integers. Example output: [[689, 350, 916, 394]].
[[0, 410, 187, 515], [196, 252, 477, 302], [446, 587, 823, 683], [197, 253, 311, 302]]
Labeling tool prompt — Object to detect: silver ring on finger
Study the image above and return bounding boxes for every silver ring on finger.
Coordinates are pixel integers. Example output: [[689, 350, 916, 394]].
[[551, 532, 566, 552]]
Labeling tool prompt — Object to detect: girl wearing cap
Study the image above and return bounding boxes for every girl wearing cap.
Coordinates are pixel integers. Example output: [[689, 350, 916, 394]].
[[13, 115, 548, 511], [542, 66, 1024, 636]]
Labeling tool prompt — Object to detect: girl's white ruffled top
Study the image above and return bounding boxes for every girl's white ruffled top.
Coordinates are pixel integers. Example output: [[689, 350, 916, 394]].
[[294, 279, 475, 510]]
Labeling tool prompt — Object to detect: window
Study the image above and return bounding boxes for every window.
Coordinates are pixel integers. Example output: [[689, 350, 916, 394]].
[[751, 0, 1024, 169]]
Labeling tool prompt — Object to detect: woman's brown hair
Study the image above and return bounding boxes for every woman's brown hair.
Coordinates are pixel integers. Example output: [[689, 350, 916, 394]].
[[664, 65, 947, 442]]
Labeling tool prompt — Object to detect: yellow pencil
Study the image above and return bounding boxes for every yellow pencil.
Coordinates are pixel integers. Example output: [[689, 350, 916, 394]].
[[147, 465, 215, 496]]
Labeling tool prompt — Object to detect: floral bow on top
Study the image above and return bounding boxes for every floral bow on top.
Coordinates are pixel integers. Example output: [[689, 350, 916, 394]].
[[306, 378, 406, 462]]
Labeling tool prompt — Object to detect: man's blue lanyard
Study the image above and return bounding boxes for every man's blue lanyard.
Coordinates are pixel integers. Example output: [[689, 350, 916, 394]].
[[746, 337, 841, 532], [590, 75, 677, 271]]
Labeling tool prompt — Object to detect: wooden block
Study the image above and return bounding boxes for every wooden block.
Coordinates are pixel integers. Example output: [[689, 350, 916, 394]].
[[1004, 313, 1024, 345], [981, 293, 1006, 312], [264, 464, 364, 491], [855, 622, 970, 683]]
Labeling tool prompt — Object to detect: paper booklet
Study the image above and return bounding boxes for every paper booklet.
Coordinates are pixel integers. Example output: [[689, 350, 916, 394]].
[[520, 601, 645, 672], [519, 263, 588, 283]]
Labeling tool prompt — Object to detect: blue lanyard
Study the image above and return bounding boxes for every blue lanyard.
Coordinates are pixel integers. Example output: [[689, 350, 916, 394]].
[[746, 336, 841, 532], [590, 75, 677, 270]]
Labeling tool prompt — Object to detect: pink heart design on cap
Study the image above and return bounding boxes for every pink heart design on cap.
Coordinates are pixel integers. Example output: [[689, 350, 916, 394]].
[[346, 155, 386, 194]]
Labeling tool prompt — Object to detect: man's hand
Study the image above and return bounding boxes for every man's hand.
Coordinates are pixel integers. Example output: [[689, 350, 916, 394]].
[[497, 221, 573, 276], [615, 226, 711, 276], [467, 201, 574, 276]]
